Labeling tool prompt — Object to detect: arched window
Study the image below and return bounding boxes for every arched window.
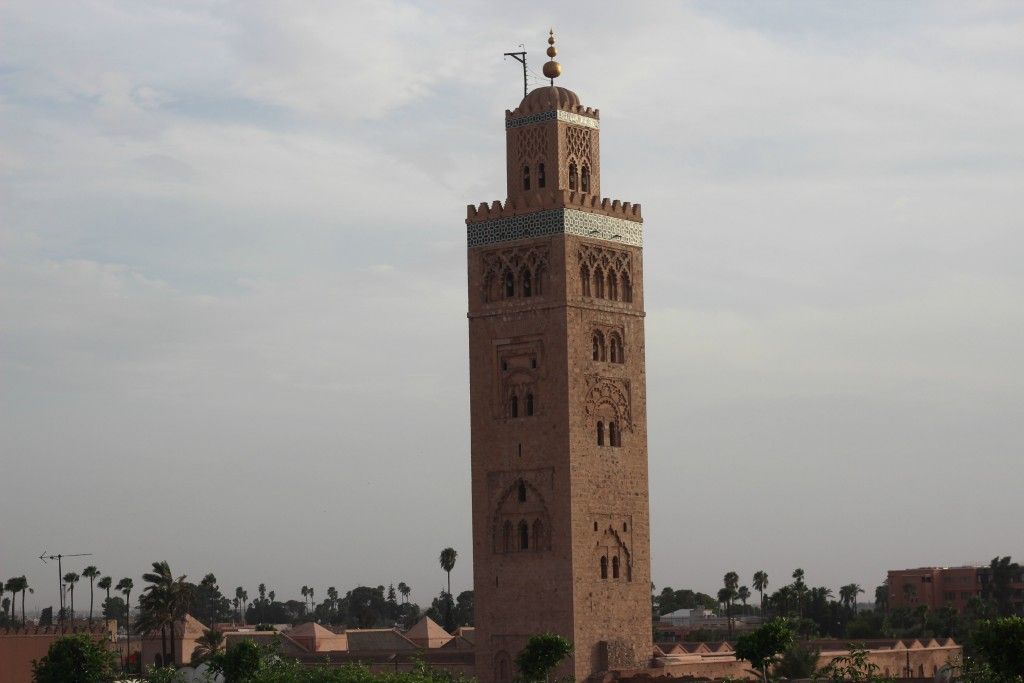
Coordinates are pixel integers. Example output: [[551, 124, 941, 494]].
[[510, 395, 518, 418], [518, 520, 529, 550], [581, 164, 591, 193], [538, 163, 546, 188], [621, 272, 632, 302], [534, 265, 544, 296], [532, 519, 544, 550], [517, 480, 527, 502], [593, 331, 606, 361], [522, 269, 532, 298], [526, 393, 534, 416], [522, 165, 530, 190], [612, 555, 620, 579], [608, 270, 618, 300], [593, 521, 598, 531], [609, 421, 620, 447], [600, 555, 608, 579], [502, 520, 513, 552], [597, 421, 605, 446], [593, 267, 605, 298], [580, 264, 591, 296], [623, 522, 628, 531], [568, 162, 578, 191], [504, 270, 515, 298], [610, 333, 624, 363]]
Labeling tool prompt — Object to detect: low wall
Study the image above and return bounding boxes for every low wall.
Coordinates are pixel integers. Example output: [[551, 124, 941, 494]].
[[0, 627, 113, 683]]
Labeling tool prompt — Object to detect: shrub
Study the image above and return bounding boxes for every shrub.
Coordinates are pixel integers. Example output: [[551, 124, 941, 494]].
[[31, 634, 117, 683]]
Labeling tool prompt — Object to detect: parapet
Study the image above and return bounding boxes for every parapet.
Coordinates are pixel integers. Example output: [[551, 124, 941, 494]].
[[506, 85, 600, 121], [466, 190, 641, 224]]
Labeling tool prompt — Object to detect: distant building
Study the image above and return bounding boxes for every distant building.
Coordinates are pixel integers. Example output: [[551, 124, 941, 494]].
[[887, 565, 1024, 614]]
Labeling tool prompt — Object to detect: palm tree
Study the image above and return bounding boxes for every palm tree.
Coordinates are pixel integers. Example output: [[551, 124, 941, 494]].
[[64, 572, 80, 622], [116, 578, 134, 672], [327, 587, 338, 618], [235, 587, 246, 624], [137, 561, 193, 666], [791, 568, 806, 617], [191, 628, 224, 666], [398, 582, 410, 604], [738, 585, 751, 610], [875, 584, 889, 611], [98, 576, 113, 602], [753, 571, 769, 616], [82, 566, 100, 625], [300, 586, 309, 615], [439, 548, 458, 596], [17, 577, 33, 625], [257, 583, 266, 623], [4, 578, 18, 621], [307, 587, 314, 620], [1, 598, 9, 622]]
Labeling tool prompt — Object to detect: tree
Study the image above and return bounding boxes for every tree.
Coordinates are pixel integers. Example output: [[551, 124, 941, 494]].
[[116, 578, 133, 671], [236, 586, 247, 624], [4, 578, 17, 621], [776, 641, 821, 679], [874, 583, 888, 611], [814, 645, 893, 682], [792, 568, 807, 618], [515, 632, 573, 683], [191, 628, 225, 666], [398, 582, 411, 604], [17, 576, 33, 625], [31, 633, 117, 683], [97, 576, 112, 602], [208, 639, 265, 683], [972, 616, 1024, 680], [753, 571, 769, 615], [738, 586, 751, 610], [63, 573, 80, 621], [735, 618, 795, 683], [81, 566, 100, 625], [983, 556, 1021, 617], [136, 561, 193, 667], [439, 548, 458, 597]]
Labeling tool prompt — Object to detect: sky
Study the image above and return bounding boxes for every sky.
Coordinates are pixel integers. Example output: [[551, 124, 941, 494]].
[[1, 0, 1023, 615]]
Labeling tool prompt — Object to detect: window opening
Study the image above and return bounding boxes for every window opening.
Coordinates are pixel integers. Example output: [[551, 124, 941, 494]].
[[612, 556, 620, 579], [597, 421, 604, 446], [568, 162, 578, 191], [505, 270, 515, 298], [538, 163, 546, 188], [517, 480, 527, 502], [522, 269, 532, 298], [522, 165, 530, 190], [600, 556, 608, 579], [581, 164, 591, 193], [581, 264, 591, 297], [526, 393, 534, 416], [518, 520, 529, 550]]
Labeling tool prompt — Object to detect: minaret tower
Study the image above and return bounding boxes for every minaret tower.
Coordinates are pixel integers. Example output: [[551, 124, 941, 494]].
[[466, 32, 652, 683]]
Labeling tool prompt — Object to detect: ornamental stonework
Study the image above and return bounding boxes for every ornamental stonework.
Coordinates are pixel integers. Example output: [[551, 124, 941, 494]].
[[467, 208, 643, 248]]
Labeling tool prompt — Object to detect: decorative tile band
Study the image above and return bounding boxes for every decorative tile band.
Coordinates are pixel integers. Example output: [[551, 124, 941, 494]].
[[467, 208, 642, 248], [506, 110, 600, 130]]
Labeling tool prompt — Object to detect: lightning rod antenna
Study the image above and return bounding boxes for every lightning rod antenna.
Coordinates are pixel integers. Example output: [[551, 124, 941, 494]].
[[503, 46, 528, 99]]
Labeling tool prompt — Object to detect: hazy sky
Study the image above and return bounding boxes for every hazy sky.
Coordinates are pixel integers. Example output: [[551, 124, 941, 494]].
[[2, 0, 1023, 614]]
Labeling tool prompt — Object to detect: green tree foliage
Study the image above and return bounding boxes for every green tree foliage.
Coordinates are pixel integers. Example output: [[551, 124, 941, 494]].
[[101, 596, 126, 628], [735, 618, 795, 683], [515, 633, 573, 683], [190, 573, 233, 626], [775, 641, 821, 679], [972, 617, 1024, 681], [209, 639, 266, 682], [655, 586, 718, 615], [31, 633, 117, 683], [191, 628, 226, 666], [982, 557, 1022, 618], [136, 561, 194, 666], [813, 646, 895, 683]]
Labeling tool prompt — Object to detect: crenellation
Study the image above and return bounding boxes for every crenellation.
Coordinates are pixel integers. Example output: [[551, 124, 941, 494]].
[[466, 191, 642, 224]]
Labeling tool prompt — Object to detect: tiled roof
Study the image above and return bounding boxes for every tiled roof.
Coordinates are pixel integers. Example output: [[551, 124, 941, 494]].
[[346, 628, 419, 652]]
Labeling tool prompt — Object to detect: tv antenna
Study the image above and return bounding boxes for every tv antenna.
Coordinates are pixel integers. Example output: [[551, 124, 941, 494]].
[[39, 551, 93, 625], [504, 46, 528, 98]]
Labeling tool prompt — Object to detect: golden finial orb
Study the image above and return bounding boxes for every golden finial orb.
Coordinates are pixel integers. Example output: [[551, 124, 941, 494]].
[[542, 29, 562, 81]]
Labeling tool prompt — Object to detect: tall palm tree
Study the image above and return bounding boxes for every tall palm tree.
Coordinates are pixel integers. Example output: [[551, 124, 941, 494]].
[[98, 576, 113, 602], [439, 548, 458, 596], [235, 587, 246, 624], [300, 586, 309, 615], [398, 582, 410, 604], [64, 573, 80, 622], [116, 578, 134, 672], [82, 566, 100, 625], [137, 561, 193, 666], [4, 578, 18, 621], [18, 577, 33, 625], [257, 583, 266, 623], [738, 586, 751, 610], [791, 568, 806, 617], [753, 571, 769, 615]]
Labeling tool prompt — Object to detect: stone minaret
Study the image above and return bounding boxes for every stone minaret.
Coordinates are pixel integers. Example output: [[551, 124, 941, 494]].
[[466, 33, 652, 683]]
